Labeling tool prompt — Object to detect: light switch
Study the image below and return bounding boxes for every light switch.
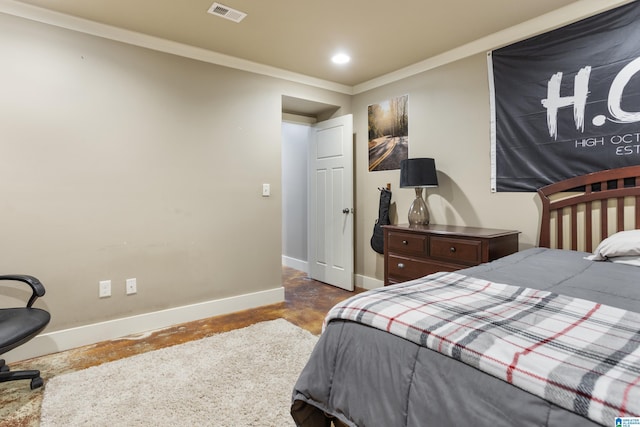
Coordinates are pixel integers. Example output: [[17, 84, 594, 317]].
[[262, 183, 270, 197]]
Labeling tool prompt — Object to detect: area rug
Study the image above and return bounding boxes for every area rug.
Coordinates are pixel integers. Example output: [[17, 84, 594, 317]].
[[40, 319, 317, 426]]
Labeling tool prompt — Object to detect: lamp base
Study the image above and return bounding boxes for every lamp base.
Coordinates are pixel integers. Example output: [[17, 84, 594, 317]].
[[408, 188, 430, 225]]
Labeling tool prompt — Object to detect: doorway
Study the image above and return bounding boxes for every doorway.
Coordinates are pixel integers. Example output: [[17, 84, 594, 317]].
[[281, 118, 312, 273], [281, 96, 353, 290]]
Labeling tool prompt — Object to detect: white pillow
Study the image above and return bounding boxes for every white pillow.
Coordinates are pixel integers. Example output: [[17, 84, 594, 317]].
[[608, 255, 640, 267], [585, 230, 640, 261]]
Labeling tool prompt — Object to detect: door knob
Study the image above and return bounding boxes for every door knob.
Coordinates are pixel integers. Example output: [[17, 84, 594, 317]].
[[342, 208, 350, 214]]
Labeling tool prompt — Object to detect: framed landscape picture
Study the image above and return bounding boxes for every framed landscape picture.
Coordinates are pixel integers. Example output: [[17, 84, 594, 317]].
[[368, 94, 408, 171]]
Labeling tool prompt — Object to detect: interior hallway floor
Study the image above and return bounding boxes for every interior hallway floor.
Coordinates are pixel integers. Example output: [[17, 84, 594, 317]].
[[0, 267, 365, 427]]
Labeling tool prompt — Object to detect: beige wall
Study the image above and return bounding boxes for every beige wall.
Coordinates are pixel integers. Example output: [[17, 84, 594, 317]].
[[353, 54, 540, 281], [0, 13, 350, 332], [1, 3, 614, 339]]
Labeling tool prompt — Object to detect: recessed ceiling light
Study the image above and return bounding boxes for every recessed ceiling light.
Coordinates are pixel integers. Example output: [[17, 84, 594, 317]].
[[331, 53, 351, 65]]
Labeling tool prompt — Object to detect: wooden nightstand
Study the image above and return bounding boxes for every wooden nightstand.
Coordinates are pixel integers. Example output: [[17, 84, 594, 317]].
[[383, 224, 519, 286]]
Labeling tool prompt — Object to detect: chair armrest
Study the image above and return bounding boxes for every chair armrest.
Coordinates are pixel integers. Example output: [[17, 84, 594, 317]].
[[0, 275, 46, 308]]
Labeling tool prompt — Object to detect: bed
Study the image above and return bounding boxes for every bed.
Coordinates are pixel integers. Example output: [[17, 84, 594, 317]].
[[291, 166, 640, 427]]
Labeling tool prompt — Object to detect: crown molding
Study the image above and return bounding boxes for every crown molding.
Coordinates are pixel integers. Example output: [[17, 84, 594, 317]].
[[1, 0, 634, 96], [353, 0, 634, 94], [0, 0, 354, 95]]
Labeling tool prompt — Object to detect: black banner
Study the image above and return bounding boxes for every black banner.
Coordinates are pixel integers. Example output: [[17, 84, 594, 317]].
[[489, 1, 640, 192]]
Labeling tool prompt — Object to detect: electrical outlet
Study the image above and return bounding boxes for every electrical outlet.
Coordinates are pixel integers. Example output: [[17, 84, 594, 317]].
[[126, 278, 137, 295], [99, 280, 111, 298]]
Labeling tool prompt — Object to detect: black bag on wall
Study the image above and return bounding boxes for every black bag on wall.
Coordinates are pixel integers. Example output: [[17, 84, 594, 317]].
[[370, 188, 392, 254]]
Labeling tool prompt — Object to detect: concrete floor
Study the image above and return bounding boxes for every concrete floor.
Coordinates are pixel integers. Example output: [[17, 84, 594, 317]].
[[0, 267, 364, 427]]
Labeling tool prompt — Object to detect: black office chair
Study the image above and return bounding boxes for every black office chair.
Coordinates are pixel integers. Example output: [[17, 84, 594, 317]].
[[0, 274, 50, 389]]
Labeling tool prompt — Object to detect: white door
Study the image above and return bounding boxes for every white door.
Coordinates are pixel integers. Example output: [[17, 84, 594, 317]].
[[308, 114, 354, 291]]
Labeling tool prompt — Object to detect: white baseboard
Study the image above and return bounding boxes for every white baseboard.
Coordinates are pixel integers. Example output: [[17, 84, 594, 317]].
[[4, 286, 284, 363], [355, 274, 383, 290], [282, 255, 308, 273], [282, 256, 383, 290]]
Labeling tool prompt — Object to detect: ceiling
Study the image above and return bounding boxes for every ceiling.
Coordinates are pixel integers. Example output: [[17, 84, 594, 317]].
[[10, 0, 597, 89]]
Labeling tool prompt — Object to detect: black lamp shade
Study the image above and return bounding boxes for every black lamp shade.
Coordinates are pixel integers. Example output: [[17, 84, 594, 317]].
[[399, 158, 438, 188]]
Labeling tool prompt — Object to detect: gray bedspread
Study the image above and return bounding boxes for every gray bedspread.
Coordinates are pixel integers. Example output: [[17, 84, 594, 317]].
[[291, 248, 640, 427]]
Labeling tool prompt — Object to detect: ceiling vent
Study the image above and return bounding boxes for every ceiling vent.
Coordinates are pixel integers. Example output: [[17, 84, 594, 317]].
[[207, 2, 247, 23]]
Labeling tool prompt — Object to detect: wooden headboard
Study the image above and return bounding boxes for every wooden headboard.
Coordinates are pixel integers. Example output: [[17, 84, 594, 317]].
[[537, 165, 640, 251]]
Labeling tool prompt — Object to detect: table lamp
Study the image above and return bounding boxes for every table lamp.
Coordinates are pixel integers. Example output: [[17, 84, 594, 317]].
[[399, 158, 438, 225]]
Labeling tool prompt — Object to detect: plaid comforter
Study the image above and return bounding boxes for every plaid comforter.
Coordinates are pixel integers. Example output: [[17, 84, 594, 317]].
[[325, 272, 640, 425]]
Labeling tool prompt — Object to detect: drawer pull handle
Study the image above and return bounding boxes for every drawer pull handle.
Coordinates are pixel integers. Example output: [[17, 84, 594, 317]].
[[402, 240, 408, 245], [397, 263, 405, 269], [450, 247, 456, 253]]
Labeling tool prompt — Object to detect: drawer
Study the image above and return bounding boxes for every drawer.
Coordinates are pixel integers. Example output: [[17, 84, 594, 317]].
[[429, 236, 481, 265], [387, 254, 441, 282], [387, 231, 427, 256]]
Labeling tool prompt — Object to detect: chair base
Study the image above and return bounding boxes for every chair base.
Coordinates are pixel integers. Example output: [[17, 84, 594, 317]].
[[0, 359, 44, 389]]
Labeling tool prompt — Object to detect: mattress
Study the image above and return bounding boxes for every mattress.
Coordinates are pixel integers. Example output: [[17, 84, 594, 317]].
[[291, 248, 640, 427]]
